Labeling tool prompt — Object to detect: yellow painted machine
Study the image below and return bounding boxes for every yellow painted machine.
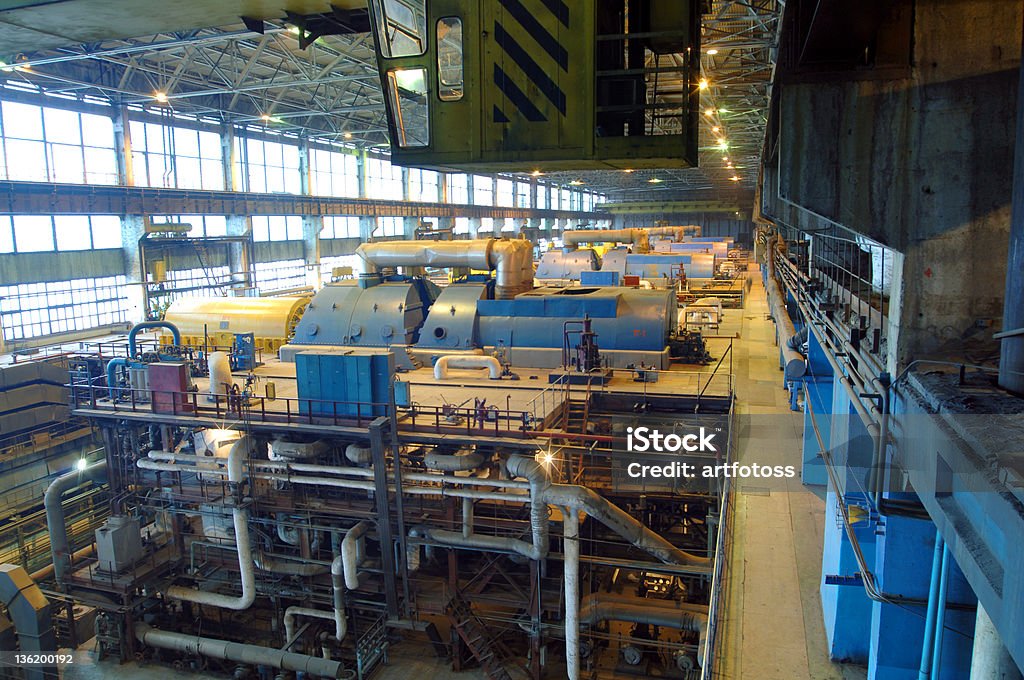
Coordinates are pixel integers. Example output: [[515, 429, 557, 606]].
[[159, 296, 311, 353], [367, 0, 701, 172]]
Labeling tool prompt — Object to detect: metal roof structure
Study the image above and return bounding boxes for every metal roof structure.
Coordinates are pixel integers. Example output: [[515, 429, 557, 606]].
[[0, 0, 779, 203]]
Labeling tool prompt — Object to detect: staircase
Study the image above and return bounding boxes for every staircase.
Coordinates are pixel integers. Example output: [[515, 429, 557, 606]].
[[448, 594, 520, 680], [563, 398, 589, 434]]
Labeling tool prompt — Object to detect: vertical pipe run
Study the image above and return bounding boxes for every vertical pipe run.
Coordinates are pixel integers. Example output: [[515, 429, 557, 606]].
[[919, 530, 945, 680], [930, 544, 951, 679], [563, 506, 580, 680]]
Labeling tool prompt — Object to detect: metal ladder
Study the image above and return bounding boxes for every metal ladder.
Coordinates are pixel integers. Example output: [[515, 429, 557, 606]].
[[447, 594, 519, 680]]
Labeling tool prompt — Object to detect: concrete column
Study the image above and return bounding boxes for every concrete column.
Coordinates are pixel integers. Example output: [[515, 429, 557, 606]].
[[356, 150, 367, 199], [466, 175, 475, 206], [402, 167, 411, 202], [437, 216, 454, 237], [438, 172, 449, 203], [468, 217, 482, 239], [970, 604, 1023, 680], [530, 178, 538, 209], [403, 216, 418, 239], [226, 216, 254, 294], [113, 106, 134, 187], [359, 216, 377, 242], [302, 216, 322, 289], [221, 125, 238, 191], [298, 137, 311, 196], [1000, 15, 1024, 394], [121, 215, 147, 321]]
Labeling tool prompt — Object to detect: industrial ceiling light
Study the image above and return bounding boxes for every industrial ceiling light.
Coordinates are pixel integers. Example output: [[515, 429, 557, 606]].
[[717, 139, 729, 150], [698, 78, 709, 90], [704, 108, 715, 116], [344, 132, 353, 139], [76, 458, 88, 471], [570, 180, 584, 186], [623, 169, 634, 173], [711, 126, 720, 133], [706, 48, 719, 55], [730, 176, 741, 181], [530, 170, 543, 177], [648, 178, 663, 184], [153, 91, 169, 103]]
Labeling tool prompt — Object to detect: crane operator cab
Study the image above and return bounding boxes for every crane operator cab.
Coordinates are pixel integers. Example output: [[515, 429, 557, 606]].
[[367, 0, 703, 172]]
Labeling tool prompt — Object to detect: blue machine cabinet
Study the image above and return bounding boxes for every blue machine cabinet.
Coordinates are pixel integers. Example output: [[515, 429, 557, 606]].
[[295, 349, 396, 418]]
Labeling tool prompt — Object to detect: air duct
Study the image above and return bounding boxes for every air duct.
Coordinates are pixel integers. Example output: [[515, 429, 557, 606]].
[[344, 443, 372, 465], [423, 447, 486, 471], [45, 460, 107, 584], [0, 564, 57, 680], [578, 593, 708, 632], [166, 437, 256, 611], [135, 623, 343, 678], [562, 229, 651, 253], [357, 238, 534, 299], [647, 225, 702, 240], [433, 355, 502, 380]]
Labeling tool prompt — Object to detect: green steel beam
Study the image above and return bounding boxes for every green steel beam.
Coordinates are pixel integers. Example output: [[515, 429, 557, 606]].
[[602, 200, 743, 214]]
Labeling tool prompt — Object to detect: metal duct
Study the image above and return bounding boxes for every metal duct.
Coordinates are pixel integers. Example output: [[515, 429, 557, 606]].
[[433, 355, 502, 380], [562, 228, 651, 253], [0, 564, 57, 680], [356, 238, 534, 299], [45, 460, 107, 584], [578, 593, 708, 632], [765, 237, 807, 380], [344, 443, 372, 465], [135, 623, 343, 678], [647, 225, 702, 240], [254, 554, 329, 577], [166, 437, 256, 611], [128, 320, 181, 357], [423, 447, 486, 472]]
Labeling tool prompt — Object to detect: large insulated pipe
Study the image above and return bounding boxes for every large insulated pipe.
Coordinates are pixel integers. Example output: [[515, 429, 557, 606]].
[[578, 593, 708, 634], [504, 454, 709, 569], [357, 238, 534, 299], [166, 437, 256, 611], [433, 355, 502, 380], [647, 225, 702, 240], [562, 228, 651, 253], [283, 558, 347, 648], [765, 237, 807, 380], [341, 521, 370, 590], [135, 623, 343, 678], [424, 447, 486, 472], [46, 460, 107, 584], [208, 351, 234, 401], [128, 320, 181, 357], [564, 506, 581, 680]]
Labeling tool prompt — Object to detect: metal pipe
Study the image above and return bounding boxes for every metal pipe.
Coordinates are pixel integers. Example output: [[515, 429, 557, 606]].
[[135, 623, 342, 678], [919, 530, 945, 680], [930, 544, 951, 680], [766, 238, 806, 379], [578, 593, 708, 632], [254, 554, 329, 577], [462, 498, 474, 538], [433, 355, 502, 380], [166, 437, 256, 611], [562, 228, 651, 253], [564, 507, 580, 680], [105, 357, 129, 400], [422, 448, 486, 471], [970, 604, 1024, 679], [128, 320, 181, 357], [341, 521, 370, 590], [45, 460, 107, 584]]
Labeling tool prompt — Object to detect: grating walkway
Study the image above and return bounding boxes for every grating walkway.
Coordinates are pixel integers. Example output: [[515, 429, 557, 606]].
[[711, 271, 863, 680]]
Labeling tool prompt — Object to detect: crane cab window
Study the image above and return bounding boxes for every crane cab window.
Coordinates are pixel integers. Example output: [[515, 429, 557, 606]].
[[437, 17, 464, 101], [387, 67, 430, 147], [371, 0, 427, 57]]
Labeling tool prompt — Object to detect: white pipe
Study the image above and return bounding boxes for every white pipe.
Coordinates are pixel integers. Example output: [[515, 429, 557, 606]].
[[357, 238, 534, 299], [564, 506, 581, 680], [284, 607, 336, 645], [165, 437, 256, 611], [462, 498, 474, 538], [424, 447, 486, 471], [208, 351, 234, 400], [135, 623, 342, 678], [433, 354, 502, 380], [562, 228, 650, 253], [341, 522, 370, 590], [344, 443, 372, 465]]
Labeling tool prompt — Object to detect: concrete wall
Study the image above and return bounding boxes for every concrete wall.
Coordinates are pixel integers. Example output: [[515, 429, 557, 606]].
[[763, 0, 1022, 367]]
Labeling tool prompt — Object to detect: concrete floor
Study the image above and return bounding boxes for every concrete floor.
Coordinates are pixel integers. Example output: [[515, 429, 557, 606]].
[[712, 273, 864, 680]]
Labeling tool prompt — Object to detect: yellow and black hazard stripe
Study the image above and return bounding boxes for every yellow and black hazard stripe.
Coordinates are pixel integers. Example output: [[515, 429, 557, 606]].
[[492, 0, 571, 124]]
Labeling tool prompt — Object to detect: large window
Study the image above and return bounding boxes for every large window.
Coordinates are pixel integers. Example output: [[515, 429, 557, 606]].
[[131, 120, 223, 190], [0, 275, 129, 341], [446, 174, 469, 204], [473, 175, 493, 206], [254, 259, 306, 293], [366, 156, 404, 200], [240, 136, 300, 194], [515, 181, 530, 208], [310, 148, 358, 197], [375, 216, 405, 238], [322, 216, 360, 239], [453, 217, 470, 235], [408, 168, 439, 202], [0, 215, 123, 253], [495, 178, 514, 207], [251, 215, 303, 242], [0, 100, 117, 184]]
